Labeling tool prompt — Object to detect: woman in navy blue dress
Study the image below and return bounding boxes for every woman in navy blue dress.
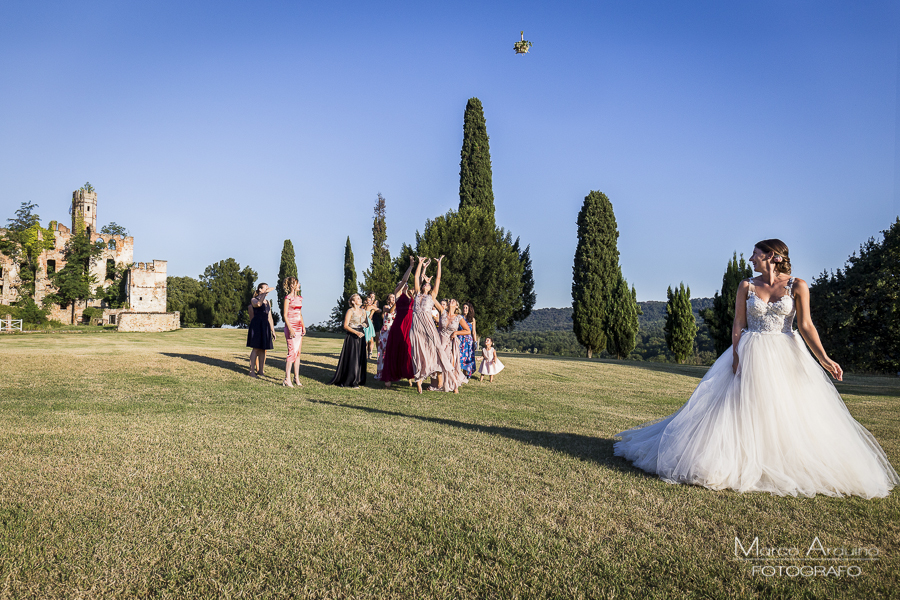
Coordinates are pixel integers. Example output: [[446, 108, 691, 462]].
[[247, 283, 277, 378]]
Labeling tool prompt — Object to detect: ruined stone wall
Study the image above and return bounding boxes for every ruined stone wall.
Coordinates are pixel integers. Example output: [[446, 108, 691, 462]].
[[127, 260, 167, 312], [117, 311, 180, 332]]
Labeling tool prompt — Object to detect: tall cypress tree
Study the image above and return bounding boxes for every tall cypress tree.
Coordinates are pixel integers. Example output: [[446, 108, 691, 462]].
[[361, 193, 394, 301], [276, 239, 299, 314], [571, 191, 620, 358], [665, 283, 698, 364], [409, 98, 528, 337], [509, 238, 536, 327], [606, 270, 642, 359], [700, 252, 752, 355], [329, 237, 358, 329], [458, 97, 495, 226]]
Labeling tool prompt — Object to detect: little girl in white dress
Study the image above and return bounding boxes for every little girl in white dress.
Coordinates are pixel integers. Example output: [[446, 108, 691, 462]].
[[478, 337, 504, 382]]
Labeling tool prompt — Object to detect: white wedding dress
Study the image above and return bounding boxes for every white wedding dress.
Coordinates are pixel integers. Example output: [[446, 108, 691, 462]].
[[614, 278, 899, 498]]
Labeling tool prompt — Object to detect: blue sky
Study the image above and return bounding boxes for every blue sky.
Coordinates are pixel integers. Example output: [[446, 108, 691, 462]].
[[2, 1, 898, 325]]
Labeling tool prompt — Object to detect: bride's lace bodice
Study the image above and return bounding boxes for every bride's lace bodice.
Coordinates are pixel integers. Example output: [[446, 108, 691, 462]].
[[746, 278, 795, 334]]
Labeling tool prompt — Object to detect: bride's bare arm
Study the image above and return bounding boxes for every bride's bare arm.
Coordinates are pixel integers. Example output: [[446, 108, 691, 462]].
[[793, 279, 843, 380], [731, 280, 750, 374]]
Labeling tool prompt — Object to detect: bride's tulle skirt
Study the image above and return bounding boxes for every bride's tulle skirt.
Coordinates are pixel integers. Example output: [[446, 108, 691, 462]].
[[614, 332, 899, 498]]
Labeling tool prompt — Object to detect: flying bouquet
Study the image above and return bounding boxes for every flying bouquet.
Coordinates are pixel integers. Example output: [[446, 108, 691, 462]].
[[514, 31, 533, 55]]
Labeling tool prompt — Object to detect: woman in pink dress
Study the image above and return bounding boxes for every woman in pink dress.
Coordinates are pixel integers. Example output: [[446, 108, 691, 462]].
[[438, 299, 470, 393], [379, 257, 416, 387], [281, 276, 305, 387], [409, 256, 456, 393]]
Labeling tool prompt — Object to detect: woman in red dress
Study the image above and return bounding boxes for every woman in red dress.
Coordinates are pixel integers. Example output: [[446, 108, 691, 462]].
[[378, 256, 416, 387]]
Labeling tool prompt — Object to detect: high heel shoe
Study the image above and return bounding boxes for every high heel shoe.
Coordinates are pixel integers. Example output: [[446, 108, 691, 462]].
[[282, 378, 293, 388]]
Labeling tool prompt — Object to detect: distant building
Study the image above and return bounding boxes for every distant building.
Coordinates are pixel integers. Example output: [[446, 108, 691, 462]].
[[0, 188, 172, 328]]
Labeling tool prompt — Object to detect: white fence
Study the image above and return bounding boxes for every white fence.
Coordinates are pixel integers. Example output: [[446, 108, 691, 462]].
[[0, 319, 23, 332]]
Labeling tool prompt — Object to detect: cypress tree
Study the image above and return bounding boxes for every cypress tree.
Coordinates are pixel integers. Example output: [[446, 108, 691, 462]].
[[606, 270, 641, 359], [361, 193, 394, 301], [509, 238, 536, 327], [276, 239, 299, 314], [408, 98, 529, 337], [665, 283, 698, 364], [571, 190, 620, 358], [700, 252, 752, 355], [458, 97, 495, 226], [329, 237, 358, 329]]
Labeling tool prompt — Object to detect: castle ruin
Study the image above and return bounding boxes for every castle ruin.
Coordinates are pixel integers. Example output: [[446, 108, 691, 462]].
[[1, 188, 177, 331]]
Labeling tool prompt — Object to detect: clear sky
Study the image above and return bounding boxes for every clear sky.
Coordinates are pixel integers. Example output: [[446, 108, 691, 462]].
[[2, 1, 898, 325]]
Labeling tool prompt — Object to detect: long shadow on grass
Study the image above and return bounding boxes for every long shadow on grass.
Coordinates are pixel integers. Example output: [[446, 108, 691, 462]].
[[308, 399, 653, 477], [161, 352, 338, 383], [500, 352, 709, 381]]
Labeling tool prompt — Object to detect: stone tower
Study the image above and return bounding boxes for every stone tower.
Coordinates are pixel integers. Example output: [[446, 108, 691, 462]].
[[71, 188, 98, 236]]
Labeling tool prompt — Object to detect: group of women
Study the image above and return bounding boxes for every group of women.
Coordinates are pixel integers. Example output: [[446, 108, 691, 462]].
[[330, 255, 495, 392]]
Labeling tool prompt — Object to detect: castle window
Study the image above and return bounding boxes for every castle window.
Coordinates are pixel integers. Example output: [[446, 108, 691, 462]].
[[106, 259, 115, 280], [108, 239, 116, 251], [47, 260, 56, 275], [109, 314, 117, 325]]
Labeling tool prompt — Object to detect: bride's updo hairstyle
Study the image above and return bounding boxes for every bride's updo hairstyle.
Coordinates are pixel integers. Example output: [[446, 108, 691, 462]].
[[755, 239, 792, 275]]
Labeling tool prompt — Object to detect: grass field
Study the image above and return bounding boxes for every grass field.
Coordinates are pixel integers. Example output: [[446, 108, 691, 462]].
[[1, 329, 898, 599]]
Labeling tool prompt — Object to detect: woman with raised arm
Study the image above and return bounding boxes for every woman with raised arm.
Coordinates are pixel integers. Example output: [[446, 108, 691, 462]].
[[409, 255, 453, 394], [246, 283, 277, 378], [379, 256, 417, 387], [328, 293, 367, 388], [614, 239, 898, 498], [438, 299, 469, 393]]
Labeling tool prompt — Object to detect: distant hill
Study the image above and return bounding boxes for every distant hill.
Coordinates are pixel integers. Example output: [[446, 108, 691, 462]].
[[514, 298, 715, 332]]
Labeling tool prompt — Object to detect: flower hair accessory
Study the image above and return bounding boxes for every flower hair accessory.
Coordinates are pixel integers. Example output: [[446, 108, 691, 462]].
[[773, 255, 783, 263]]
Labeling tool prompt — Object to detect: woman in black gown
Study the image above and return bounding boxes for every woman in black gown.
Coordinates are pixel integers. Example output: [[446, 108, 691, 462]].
[[328, 293, 367, 388]]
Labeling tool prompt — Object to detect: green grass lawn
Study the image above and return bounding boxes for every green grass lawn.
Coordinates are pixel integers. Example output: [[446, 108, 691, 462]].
[[1, 329, 898, 599]]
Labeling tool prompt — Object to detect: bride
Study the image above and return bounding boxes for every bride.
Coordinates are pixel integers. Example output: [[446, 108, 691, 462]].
[[614, 239, 899, 498]]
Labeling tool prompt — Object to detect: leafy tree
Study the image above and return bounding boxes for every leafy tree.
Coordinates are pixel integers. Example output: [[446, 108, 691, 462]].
[[200, 258, 257, 328], [96, 262, 132, 309], [167, 276, 212, 326], [81, 182, 95, 193], [810, 217, 900, 373], [665, 283, 697, 364], [361, 193, 394, 301], [47, 229, 103, 324], [413, 208, 523, 337], [390, 242, 416, 283], [606, 270, 642, 359], [100, 222, 129, 237], [1, 202, 56, 299], [700, 252, 752, 355], [276, 239, 299, 313], [329, 237, 358, 329], [458, 97, 495, 224], [571, 191, 620, 358], [508, 238, 536, 327]]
